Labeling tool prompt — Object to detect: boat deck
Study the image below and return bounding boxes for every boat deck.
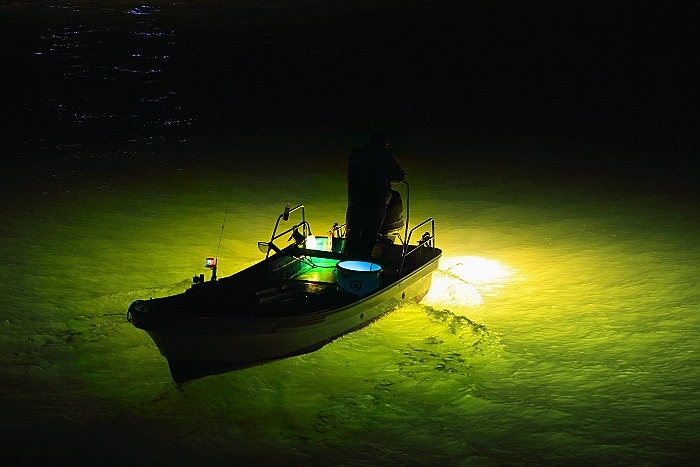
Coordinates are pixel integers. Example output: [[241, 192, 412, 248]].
[[137, 242, 439, 321]]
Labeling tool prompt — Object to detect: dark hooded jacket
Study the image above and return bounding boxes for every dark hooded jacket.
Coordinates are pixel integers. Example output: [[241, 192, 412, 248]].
[[347, 140, 405, 206]]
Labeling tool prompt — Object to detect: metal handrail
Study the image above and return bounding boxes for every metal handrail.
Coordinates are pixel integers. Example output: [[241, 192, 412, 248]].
[[265, 204, 307, 258], [394, 180, 409, 249], [399, 217, 436, 275], [264, 201, 435, 276]]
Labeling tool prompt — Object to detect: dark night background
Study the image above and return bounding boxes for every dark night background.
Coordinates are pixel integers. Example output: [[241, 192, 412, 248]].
[[1, 0, 697, 194]]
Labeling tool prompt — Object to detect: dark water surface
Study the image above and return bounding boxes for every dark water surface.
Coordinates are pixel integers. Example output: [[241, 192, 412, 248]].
[[2, 1, 699, 466]]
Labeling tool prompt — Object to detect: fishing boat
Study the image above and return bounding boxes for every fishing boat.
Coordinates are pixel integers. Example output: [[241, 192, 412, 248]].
[[127, 187, 441, 382]]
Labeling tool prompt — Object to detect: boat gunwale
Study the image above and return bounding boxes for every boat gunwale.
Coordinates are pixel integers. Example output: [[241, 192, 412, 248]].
[[129, 247, 442, 335]]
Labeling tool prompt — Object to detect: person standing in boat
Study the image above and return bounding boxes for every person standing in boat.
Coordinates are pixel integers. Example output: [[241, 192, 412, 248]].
[[344, 132, 405, 258]]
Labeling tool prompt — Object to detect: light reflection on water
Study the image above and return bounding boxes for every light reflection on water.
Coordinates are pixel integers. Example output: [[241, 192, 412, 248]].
[[1, 159, 698, 465], [27, 0, 188, 161]]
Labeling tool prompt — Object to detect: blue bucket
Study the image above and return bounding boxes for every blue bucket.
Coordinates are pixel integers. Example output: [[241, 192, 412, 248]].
[[336, 261, 382, 296]]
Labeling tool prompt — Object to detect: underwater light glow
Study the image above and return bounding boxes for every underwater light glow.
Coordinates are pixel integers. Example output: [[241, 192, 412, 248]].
[[441, 256, 514, 284], [422, 256, 515, 310], [422, 269, 483, 309]]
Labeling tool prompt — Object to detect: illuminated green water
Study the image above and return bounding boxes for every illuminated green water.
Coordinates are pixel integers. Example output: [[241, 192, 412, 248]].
[[1, 0, 698, 464], [1, 155, 698, 465]]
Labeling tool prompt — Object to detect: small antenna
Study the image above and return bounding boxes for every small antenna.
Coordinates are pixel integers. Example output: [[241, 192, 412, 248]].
[[215, 180, 235, 266]]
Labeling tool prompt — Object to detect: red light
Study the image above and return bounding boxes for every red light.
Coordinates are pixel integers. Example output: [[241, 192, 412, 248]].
[[205, 257, 216, 268]]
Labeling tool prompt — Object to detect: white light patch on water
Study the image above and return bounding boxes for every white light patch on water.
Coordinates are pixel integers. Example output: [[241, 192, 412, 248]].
[[422, 269, 483, 309], [442, 255, 515, 286], [422, 256, 515, 312]]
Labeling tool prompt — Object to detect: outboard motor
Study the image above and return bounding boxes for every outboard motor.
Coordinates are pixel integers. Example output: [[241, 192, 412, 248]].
[[378, 189, 404, 243]]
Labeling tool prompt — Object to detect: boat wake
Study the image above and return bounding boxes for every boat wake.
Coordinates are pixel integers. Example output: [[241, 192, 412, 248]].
[[421, 268, 484, 311], [379, 257, 510, 378], [422, 255, 516, 315]]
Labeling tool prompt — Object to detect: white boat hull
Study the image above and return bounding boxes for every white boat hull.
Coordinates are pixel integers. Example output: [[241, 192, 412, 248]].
[[150, 258, 437, 364]]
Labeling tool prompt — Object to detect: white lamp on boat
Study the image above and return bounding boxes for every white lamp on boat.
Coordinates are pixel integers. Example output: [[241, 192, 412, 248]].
[[305, 234, 317, 249]]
